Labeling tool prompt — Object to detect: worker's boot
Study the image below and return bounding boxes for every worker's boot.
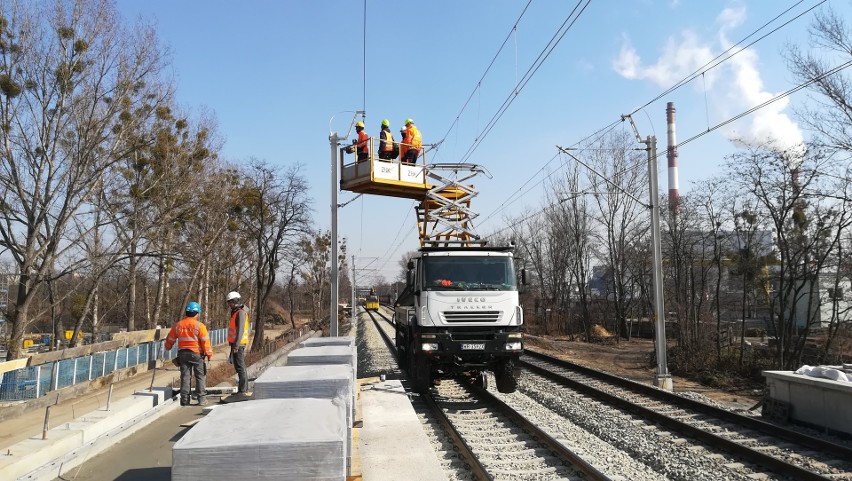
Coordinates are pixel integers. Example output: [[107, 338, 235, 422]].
[[180, 397, 190, 406], [198, 397, 207, 406]]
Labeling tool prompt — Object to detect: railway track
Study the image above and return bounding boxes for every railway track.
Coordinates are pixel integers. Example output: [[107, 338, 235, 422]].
[[364, 308, 610, 480], [520, 349, 852, 481]]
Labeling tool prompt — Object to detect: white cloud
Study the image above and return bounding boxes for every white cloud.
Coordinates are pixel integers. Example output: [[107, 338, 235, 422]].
[[612, 4, 803, 154], [613, 32, 717, 88]]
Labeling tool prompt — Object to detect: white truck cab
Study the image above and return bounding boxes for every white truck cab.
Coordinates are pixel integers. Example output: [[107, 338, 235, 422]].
[[394, 246, 523, 392]]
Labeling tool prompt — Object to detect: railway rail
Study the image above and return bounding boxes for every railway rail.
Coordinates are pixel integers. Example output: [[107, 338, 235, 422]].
[[520, 349, 852, 481]]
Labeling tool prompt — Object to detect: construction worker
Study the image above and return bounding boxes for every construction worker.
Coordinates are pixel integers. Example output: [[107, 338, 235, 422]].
[[354, 121, 370, 162], [399, 126, 408, 163], [402, 118, 422, 165], [378, 119, 397, 160], [164, 302, 212, 406], [226, 291, 250, 394]]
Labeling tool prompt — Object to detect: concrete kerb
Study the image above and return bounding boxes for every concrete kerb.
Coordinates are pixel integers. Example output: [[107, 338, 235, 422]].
[[7, 388, 178, 481]]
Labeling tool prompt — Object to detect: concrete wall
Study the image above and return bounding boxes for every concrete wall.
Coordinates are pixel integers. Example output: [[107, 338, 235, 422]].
[[764, 370, 852, 436]]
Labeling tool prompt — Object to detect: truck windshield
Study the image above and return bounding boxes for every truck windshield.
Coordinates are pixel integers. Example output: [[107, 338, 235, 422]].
[[422, 256, 517, 291]]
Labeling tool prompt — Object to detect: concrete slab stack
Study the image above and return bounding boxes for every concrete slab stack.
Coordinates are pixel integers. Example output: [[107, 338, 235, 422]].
[[286, 345, 356, 387], [298, 336, 357, 378], [299, 335, 354, 348], [254, 365, 355, 469], [172, 398, 347, 481]]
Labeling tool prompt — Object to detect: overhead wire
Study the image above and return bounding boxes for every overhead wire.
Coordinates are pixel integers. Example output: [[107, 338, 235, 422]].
[[478, 0, 828, 228], [434, 0, 535, 153], [457, 0, 593, 165], [483, 55, 852, 240]]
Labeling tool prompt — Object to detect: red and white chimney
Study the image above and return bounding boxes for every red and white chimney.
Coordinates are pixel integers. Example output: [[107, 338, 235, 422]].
[[666, 102, 680, 211]]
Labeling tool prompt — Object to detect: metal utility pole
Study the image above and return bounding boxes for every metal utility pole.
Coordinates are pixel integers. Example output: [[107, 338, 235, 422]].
[[329, 131, 340, 337], [329, 111, 365, 337], [623, 115, 672, 391], [351, 255, 356, 325]]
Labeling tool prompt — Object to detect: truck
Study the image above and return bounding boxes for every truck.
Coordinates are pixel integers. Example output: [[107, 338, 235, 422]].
[[336, 127, 524, 393], [393, 245, 524, 393]]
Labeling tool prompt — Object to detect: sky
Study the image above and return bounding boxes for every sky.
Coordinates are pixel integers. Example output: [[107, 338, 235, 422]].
[[116, 0, 850, 286]]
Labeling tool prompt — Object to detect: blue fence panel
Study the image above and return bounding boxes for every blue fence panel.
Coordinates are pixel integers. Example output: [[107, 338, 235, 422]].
[[56, 359, 76, 389], [92, 352, 105, 378], [75, 356, 90, 383], [126, 346, 139, 367], [39, 363, 52, 398], [104, 351, 116, 375], [0, 365, 40, 401], [116, 348, 127, 370]]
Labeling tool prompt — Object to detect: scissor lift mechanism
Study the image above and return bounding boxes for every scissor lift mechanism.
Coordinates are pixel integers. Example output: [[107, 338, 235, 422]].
[[417, 163, 488, 247]]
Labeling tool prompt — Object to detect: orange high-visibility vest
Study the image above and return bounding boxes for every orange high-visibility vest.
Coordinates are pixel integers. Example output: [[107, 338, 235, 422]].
[[357, 130, 369, 153], [164, 317, 212, 356], [399, 129, 409, 159], [406, 124, 422, 150], [228, 308, 250, 345], [380, 129, 394, 152]]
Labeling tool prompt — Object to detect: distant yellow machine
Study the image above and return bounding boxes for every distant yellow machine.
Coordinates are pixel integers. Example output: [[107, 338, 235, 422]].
[[365, 295, 379, 311]]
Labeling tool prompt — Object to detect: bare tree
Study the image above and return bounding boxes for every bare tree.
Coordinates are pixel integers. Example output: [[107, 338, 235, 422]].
[[300, 231, 332, 324], [236, 160, 311, 350], [585, 130, 648, 339], [785, 6, 852, 153], [0, 0, 168, 360], [725, 144, 847, 368]]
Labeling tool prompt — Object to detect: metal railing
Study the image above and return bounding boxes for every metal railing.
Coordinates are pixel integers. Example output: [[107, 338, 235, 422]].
[[0, 328, 228, 402]]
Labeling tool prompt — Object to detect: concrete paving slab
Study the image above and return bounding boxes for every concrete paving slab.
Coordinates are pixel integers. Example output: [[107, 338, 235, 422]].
[[358, 379, 446, 481]]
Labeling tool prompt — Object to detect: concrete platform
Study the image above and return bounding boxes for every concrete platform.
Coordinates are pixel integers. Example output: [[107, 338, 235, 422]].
[[356, 378, 446, 481], [1, 387, 176, 481]]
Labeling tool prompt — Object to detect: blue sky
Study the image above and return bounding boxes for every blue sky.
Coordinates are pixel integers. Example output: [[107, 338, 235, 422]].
[[116, 0, 848, 285]]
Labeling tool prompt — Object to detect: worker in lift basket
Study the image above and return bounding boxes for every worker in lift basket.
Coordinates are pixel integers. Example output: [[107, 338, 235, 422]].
[[226, 291, 250, 394], [351, 121, 370, 162], [164, 302, 213, 406], [401, 118, 422, 165], [378, 119, 398, 160]]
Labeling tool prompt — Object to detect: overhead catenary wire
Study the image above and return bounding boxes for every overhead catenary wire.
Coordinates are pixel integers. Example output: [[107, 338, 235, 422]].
[[478, 0, 830, 230], [434, 0, 535, 152], [481, 56, 852, 238], [457, 0, 593, 166]]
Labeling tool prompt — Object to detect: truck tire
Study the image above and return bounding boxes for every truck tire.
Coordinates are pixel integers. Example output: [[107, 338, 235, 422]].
[[494, 358, 518, 393], [409, 341, 431, 393], [475, 371, 488, 390], [396, 328, 408, 370]]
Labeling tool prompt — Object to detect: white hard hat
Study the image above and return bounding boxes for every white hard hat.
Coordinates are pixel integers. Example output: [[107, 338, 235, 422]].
[[226, 291, 241, 301]]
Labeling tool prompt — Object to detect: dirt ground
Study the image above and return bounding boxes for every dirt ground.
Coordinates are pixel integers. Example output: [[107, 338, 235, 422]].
[[524, 334, 764, 411]]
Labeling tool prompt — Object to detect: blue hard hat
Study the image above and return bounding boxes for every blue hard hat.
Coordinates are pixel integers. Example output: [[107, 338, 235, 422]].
[[186, 301, 201, 314]]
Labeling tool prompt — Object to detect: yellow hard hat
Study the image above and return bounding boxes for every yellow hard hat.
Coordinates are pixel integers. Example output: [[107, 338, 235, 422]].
[[381, 119, 389, 127], [355, 121, 364, 128], [405, 118, 413, 125]]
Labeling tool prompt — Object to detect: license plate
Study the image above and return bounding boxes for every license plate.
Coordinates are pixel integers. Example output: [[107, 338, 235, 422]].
[[461, 343, 485, 350]]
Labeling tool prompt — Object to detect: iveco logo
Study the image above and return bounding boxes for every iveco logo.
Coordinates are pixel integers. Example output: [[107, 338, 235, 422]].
[[456, 297, 486, 302]]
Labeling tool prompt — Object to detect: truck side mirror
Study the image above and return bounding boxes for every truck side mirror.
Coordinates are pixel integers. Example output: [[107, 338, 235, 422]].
[[521, 268, 527, 285], [407, 260, 414, 270]]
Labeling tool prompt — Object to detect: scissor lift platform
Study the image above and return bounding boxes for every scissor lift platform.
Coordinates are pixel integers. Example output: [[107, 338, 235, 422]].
[[338, 137, 487, 246], [340, 156, 467, 201]]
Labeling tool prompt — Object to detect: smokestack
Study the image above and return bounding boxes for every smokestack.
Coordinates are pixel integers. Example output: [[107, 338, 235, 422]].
[[666, 102, 679, 211]]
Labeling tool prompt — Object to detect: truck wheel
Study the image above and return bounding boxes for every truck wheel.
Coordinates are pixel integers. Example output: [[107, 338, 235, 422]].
[[409, 341, 431, 393], [396, 329, 408, 370], [475, 371, 488, 390], [494, 358, 518, 393]]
